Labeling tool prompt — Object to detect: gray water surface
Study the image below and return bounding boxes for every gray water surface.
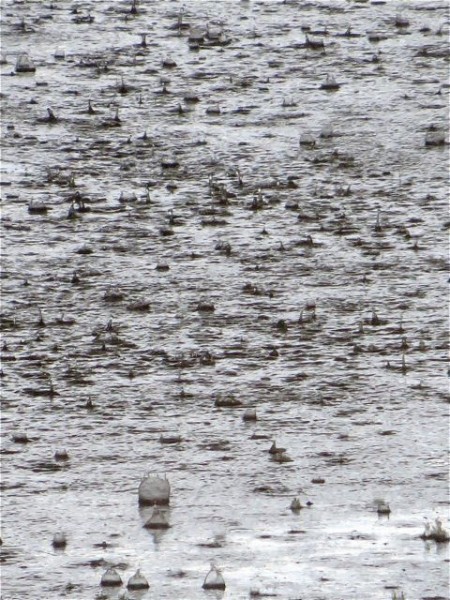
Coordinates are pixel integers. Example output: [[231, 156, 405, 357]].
[[1, 0, 449, 599]]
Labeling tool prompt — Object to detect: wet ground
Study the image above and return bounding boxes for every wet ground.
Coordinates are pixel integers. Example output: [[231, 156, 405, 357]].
[[1, 0, 449, 598]]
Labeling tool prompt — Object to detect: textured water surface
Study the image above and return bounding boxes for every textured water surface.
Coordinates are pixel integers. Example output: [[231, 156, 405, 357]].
[[1, 0, 449, 599]]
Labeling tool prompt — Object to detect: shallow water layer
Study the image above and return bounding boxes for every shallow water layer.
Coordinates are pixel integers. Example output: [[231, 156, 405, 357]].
[[1, 0, 449, 599]]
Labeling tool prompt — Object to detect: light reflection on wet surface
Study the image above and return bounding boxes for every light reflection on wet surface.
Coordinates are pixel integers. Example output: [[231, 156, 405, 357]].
[[1, 0, 449, 598]]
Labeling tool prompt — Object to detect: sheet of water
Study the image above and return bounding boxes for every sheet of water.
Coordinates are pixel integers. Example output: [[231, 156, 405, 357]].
[[1, 1, 448, 599]]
